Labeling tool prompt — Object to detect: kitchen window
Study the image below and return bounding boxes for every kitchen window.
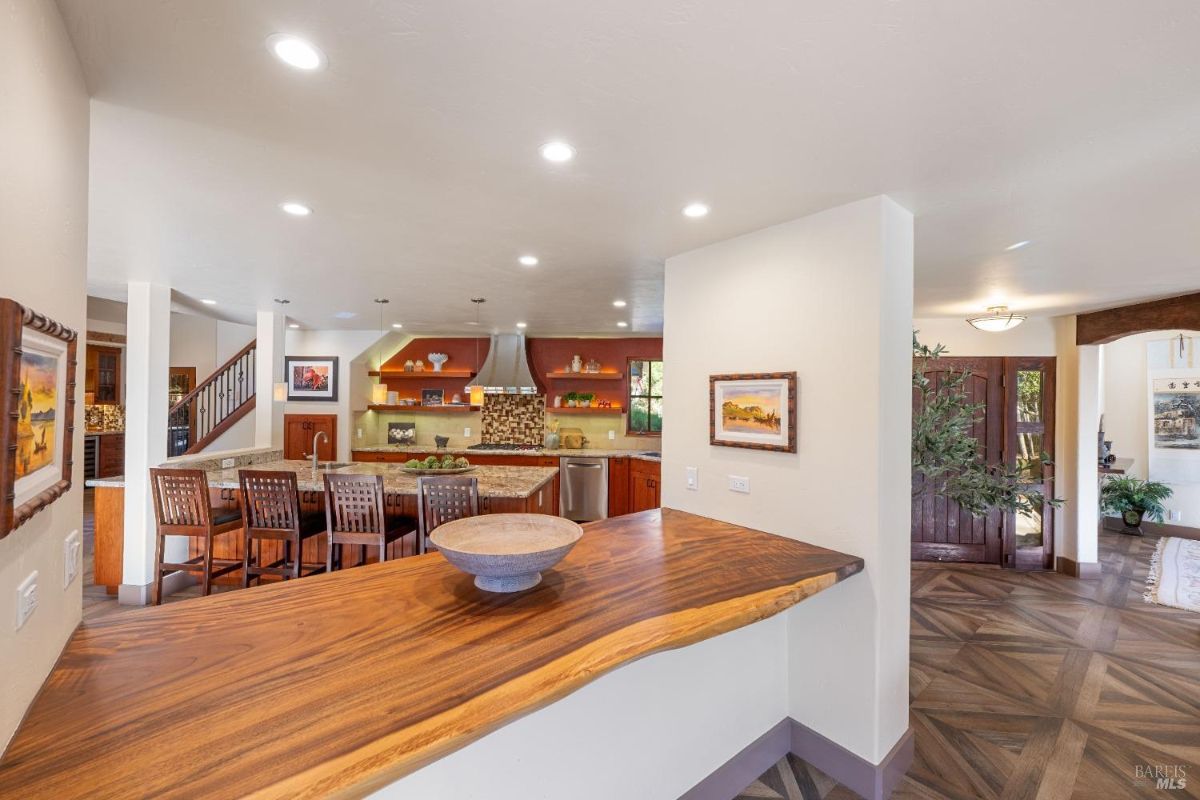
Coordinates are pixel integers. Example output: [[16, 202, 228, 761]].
[[628, 358, 663, 435]]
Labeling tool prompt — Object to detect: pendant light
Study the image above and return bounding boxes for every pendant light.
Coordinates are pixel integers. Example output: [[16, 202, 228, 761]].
[[371, 299, 390, 405], [966, 305, 1026, 332], [468, 298, 486, 407]]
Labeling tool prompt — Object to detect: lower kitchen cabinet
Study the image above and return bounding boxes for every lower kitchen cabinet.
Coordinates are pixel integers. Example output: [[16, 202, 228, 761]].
[[628, 459, 661, 513], [607, 457, 630, 516], [97, 433, 125, 479]]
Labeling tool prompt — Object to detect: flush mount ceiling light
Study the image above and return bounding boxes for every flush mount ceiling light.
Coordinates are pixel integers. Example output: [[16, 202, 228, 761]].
[[682, 202, 710, 218], [967, 305, 1027, 332], [280, 202, 312, 217], [518, 255, 539, 267], [540, 141, 575, 163], [1005, 240, 1032, 251], [267, 34, 325, 71], [201, 298, 217, 305], [612, 300, 627, 308]]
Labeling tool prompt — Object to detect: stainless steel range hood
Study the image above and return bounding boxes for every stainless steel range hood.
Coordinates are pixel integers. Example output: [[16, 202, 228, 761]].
[[467, 334, 538, 393]]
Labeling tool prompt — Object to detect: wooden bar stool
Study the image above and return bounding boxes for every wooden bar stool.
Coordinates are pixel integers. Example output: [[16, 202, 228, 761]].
[[238, 470, 327, 586], [149, 468, 243, 604], [323, 473, 418, 571], [416, 475, 480, 555]]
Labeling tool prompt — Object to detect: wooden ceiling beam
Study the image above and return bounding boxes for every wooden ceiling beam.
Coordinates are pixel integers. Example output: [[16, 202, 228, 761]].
[[1075, 291, 1200, 345]]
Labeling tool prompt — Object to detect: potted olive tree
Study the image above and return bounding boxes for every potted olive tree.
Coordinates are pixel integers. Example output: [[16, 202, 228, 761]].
[[1100, 476, 1173, 531]]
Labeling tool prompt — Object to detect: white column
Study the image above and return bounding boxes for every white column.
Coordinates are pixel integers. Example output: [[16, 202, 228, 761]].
[[120, 282, 171, 604], [1073, 344, 1102, 565], [255, 310, 286, 450]]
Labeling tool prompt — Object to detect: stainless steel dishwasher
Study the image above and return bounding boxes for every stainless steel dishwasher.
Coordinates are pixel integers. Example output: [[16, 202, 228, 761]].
[[559, 456, 608, 521]]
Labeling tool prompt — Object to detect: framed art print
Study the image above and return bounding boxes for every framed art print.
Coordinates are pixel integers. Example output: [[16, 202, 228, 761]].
[[0, 298, 78, 538], [709, 372, 797, 453], [421, 388, 445, 407], [284, 356, 338, 402]]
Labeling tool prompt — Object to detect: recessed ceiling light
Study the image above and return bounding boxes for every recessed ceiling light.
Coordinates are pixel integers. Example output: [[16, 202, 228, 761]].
[[333, 311, 356, 319], [617, 321, 628, 328], [540, 141, 575, 163], [392, 323, 403, 329], [201, 299, 217, 305], [518, 255, 539, 267], [280, 202, 312, 216], [516, 322, 528, 329], [612, 300, 627, 308], [288, 323, 300, 329], [267, 34, 325, 71], [682, 202, 710, 218], [1005, 240, 1031, 251]]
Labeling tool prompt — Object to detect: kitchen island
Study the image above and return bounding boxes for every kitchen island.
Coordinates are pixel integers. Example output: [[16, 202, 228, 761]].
[[0, 509, 863, 799], [86, 453, 558, 592]]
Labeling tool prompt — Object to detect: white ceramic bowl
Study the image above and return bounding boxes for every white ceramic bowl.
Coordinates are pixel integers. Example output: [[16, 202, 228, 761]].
[[430, 513, 584, 592]]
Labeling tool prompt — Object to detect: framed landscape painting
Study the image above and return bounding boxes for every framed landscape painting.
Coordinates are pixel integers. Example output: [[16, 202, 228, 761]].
[[0, 298, 78, 538], [284, 356, 338, 402], [709, 372, 797, 453]]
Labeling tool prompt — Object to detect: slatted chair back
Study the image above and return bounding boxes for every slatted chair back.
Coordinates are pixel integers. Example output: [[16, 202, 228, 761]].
[[324, 473, 387, 536], [238, 470, 302, 532], [150, 468, 213, 534], [416, 476, 480, 541]]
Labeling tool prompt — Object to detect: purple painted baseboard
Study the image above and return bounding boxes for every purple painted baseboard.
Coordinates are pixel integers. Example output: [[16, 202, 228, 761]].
[[677, 718, 791, 800], [679, 718, 914, 800]]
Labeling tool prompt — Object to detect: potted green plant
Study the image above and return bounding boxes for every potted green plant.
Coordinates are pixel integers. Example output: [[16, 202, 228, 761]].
[[1100, 476, 1173, 529], [579, 392, 594, 408], [565, 391, 578, 408]]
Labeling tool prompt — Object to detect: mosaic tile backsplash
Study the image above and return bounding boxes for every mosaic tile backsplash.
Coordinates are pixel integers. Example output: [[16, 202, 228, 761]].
[[85, 404, 125, 432], [481, 395, 546, 445]]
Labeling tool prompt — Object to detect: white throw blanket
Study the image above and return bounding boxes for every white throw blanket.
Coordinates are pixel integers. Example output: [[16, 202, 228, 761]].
[[1146, 536, 1200, 612]]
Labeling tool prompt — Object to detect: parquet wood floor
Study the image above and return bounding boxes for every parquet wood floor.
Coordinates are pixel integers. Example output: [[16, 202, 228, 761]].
[[738, 530, 1200, 800]]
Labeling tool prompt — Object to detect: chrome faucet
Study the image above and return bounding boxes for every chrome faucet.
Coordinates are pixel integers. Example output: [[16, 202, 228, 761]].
[[312, 430, 329, 471]]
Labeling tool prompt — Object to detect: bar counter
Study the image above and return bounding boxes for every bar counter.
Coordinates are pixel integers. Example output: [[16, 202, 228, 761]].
[[0, 509, 863, 799]]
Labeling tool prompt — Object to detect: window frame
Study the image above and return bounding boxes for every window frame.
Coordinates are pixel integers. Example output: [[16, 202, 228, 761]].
[[626, 356, 663, 437]]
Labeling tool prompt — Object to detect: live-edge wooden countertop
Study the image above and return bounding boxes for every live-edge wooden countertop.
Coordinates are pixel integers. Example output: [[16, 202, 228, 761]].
[[0, 509, 864, 800]]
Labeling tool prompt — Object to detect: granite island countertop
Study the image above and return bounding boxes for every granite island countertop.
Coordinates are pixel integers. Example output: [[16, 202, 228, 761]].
[[354, 444, 662, 462], [89, 459, 558, 499]]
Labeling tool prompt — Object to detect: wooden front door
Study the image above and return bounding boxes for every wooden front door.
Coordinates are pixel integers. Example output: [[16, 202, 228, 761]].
[[912, 357, 1004, 564], [912, 356, 1057, 568], [284, 414, 337, 461]]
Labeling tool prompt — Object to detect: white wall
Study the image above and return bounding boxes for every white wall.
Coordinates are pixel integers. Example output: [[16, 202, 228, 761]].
[[284, 329, 390, 461], [378, 614, 788, 799], [1102, 330, 1200, 528], [662, 196, 912, 765], [0, 0, 89, 750]]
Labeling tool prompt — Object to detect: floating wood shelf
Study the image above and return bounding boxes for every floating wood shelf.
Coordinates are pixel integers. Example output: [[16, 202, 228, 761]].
[[544, 372, 624, 381], [367, 404, 480, 414], [368, 369, 476, 379], [547, 406, 624, 415]]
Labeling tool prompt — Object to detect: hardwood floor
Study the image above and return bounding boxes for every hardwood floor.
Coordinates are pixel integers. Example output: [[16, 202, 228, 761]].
[[738, 530, 1200, 799]]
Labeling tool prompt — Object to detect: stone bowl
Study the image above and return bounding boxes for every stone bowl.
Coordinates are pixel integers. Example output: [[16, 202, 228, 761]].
[[430, 513, 584, 593]]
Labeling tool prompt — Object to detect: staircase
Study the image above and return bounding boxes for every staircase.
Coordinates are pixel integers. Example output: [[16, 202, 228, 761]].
[[167, 340, 256, 457]]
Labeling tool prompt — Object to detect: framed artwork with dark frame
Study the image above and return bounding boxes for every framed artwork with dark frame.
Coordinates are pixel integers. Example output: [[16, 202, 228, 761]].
[[0, 298, 78, 539], [284, 356, 338, 402], [709, 372, 797, 453]]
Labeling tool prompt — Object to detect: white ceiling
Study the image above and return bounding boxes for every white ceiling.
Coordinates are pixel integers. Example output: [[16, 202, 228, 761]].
[[59, 0, 1200, 332]]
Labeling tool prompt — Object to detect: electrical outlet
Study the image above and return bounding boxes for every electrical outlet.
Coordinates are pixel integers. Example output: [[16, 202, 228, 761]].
[[463, 427, 472, 438], [608, 430, 616, 441], [15, 571, 38, 631], [64, 530, 81, 588], [728, 474, 750, 494], [221, 457, 235, 469], [686, 466, 699, 490], [356, 427, 363, 439], [1170, 509, 1183, 522]]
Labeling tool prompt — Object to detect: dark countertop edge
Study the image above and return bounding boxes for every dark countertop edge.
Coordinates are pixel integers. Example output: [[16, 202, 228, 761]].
[[355, 446, 662, 462]]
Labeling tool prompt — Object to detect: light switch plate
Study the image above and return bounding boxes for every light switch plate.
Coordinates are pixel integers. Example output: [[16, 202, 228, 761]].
[[16, 571, 38, 631], [1170, 509, 1183, 522], [64, 530, 81, 587], [221, 457, 236, 469], [728, 474, 750, 494], [686, 466, 699, 490], [463, 427, 471, 438], [356, 428, 363, 439], [608, 430, 616, 440]]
